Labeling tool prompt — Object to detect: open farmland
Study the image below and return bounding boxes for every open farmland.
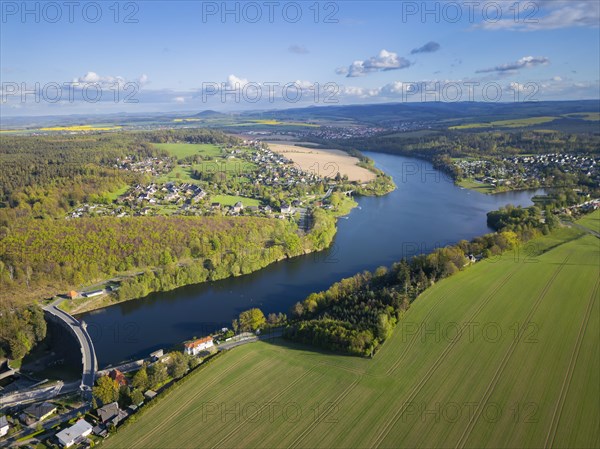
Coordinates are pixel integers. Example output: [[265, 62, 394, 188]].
[[576, 209, 600, 233], [450, 116, 558, 129], [269, 143, 376, 182], [103, 227, 600, 449]]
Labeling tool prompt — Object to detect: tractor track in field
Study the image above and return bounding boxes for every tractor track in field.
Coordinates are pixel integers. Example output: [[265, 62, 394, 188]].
[[209, 367, 325, 449], [370, 266, 520, 448], [455, 253, 572, 449], [385, 281, 463, 377], [287, 377, 361, 449], [175, 358, 275, 422], [133, 351, 256, 448], [544, 275, 599, 449]]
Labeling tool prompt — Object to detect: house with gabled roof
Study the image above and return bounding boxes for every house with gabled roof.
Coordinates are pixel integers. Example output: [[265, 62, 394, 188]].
[[183, 336, 214, 356]]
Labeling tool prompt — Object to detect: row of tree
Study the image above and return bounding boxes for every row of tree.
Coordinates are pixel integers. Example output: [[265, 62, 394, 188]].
[[283, 204, 560, 356]]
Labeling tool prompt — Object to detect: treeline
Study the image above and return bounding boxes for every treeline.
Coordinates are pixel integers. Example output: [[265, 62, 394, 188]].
[[284, 204, 559, 356], [487, 204, 558, 235], [336, 130, 600, 160], [136, 128, 239, 147], [0, 305, 46, 360]]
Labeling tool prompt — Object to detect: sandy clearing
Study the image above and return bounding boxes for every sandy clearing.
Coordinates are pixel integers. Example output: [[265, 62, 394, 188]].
[[268, 143, 376, 182]]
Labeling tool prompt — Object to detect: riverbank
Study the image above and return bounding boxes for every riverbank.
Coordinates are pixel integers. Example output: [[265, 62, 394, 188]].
[[77, 152, 550, 367], [457, 178, 554, 195], [55, 195, 359, 316]]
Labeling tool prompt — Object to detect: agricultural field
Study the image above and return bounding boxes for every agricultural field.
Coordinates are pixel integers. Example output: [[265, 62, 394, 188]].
[[576, 209, 600, 233], [450, 116, 557, 130], [564, 112, 600, 121], [103, 228, 599, 449], [269, 143, 376, 182], [154, 142, 222, 159]]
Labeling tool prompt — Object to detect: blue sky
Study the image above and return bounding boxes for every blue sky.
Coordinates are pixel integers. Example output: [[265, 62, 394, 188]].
[[1, 0, 599, 115]]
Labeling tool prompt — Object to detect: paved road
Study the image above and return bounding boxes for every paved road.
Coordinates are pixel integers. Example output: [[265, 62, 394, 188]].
[[569, 221, 600, 238], [217, 328, 283, 351], [43, 300, 98, 394]]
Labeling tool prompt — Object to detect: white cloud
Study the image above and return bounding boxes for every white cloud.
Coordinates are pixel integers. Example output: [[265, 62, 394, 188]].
[[476, 56, 550, 74], [337, 49, 412, 77], [173, 96, 185, 103], [71, 71, 146, 88], [224, 74, 249, 89]]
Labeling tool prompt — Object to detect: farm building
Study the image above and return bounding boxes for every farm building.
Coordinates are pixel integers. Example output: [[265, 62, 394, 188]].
[[56, 419, 92, 447], [183, 336, 214, 356]]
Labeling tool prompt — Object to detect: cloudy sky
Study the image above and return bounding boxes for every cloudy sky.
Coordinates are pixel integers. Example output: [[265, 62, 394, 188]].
[[1, 0, 599, 115]]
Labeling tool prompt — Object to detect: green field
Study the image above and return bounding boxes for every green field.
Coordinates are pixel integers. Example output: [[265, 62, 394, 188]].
[[104, 228, 599, 449], [564, 112, 600, 121], [457, 178, 497, 194], [450, 116, 557, 130], [576, 209, 600, 233], [154, 143, 222, 159], [156, 165, 199, 184], [210, 195, 260, 207]]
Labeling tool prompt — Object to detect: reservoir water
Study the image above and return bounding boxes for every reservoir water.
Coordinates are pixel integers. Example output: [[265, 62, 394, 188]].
[[78, 153, 546, 367]]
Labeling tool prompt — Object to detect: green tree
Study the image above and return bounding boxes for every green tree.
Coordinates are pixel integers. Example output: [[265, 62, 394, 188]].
[[130, 388, 145, 406], [167, 352, 188, 379], [132, 365, 148, 390], [238, 308, 266, 332], [93, 375, 119, 405], [148, 362, 168, 388]]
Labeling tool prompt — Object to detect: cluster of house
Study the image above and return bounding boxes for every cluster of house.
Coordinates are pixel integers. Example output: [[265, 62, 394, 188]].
[[248, 148, 321, 189], [120, 182, 207, 207], [559, 198, 600, 215], [0, 335, 221, 446], [66, 143, 334, 222], [113, 156, 173, 176], [455, 153, 599, 188]]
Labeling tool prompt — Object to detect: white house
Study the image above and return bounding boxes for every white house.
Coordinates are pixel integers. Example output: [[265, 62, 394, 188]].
[[56, 419, 92, 447], [0, 416, 9, 437], [184, 336, 214, 356]]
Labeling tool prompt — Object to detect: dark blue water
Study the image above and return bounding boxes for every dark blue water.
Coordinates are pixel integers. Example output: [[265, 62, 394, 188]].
[[79, 153, 545, 367]]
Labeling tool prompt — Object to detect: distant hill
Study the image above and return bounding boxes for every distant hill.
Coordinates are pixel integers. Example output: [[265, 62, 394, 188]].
[[193, 110, 226, 118], [250, 100, 600, 125]]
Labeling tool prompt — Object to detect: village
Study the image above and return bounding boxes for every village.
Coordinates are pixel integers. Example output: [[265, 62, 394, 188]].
[[66, 143, 340, 223], [0, 324, 278, 448], [454, 153, 600, 190]]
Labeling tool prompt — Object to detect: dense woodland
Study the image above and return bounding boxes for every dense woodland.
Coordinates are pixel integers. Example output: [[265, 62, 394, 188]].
[[284, 204, 558, 356], [0, 214, 334, 303]]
